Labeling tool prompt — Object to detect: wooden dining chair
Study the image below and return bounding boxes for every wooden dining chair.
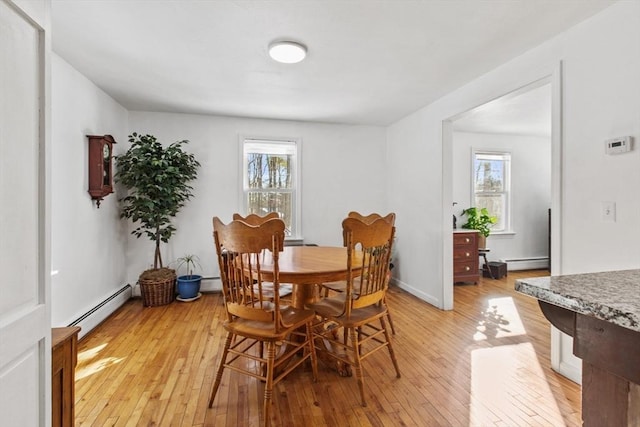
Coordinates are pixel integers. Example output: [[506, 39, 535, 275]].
[[232, 212, 293, 299], [209, 217, 318, 427], [346, 211, 396, 226], [321, 212, 397, 334], [308, 217, 400, 407], [232, 211, 280, 224]]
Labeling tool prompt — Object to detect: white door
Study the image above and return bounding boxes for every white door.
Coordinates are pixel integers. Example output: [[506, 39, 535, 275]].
[[0, 0, 51, 425]]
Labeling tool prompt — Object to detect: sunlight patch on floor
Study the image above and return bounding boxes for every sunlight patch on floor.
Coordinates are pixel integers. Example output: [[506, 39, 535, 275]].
[[76, 356, 125, 380], [76, 343, 125, 380], [474, 296, 526, 340], [469, 343, 565, 426], [77, 343, 107, 362]]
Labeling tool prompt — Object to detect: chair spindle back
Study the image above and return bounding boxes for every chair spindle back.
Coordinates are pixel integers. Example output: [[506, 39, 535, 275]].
[[213, 217, 286, 331], [342, 217, 395, 316]]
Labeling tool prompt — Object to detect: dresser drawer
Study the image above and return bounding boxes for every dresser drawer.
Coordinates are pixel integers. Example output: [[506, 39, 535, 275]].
[[454, 260, 477, 275], [453, 247, 475, 261], [453, 232, 477, 247]]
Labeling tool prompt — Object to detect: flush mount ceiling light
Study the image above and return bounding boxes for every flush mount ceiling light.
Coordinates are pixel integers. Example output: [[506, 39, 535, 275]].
[[268, 40, 307, 64]]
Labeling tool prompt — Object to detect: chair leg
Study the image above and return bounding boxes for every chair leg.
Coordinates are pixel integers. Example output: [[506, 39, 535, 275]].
[[383, 296, 396, 335], [349, 326, 367, 407], [263, 341, 276, 427], [305, 322, 318, 381], [209, 332, 233, 408], [386, 310, 396, 335], [380, 317, 401, 378], [343, 325, 349, 347]]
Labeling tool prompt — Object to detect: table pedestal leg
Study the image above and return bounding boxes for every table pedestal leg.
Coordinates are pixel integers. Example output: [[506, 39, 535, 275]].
[[291, 284, 352, 377]]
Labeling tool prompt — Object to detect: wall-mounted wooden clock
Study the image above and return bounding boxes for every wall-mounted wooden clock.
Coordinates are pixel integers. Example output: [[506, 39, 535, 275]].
[[87, 134, 116, 208]]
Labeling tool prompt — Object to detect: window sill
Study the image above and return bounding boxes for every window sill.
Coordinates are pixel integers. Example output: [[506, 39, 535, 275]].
[[489, 231, 516, 237]]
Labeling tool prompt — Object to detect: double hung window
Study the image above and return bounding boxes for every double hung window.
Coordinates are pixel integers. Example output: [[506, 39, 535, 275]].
[[472, 151, 511, 232], [242, 137, 300, 238]]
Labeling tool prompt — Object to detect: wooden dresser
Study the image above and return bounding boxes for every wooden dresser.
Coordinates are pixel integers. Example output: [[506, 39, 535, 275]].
[[453, 230, 479, 283], [52, 327, 81, 427]]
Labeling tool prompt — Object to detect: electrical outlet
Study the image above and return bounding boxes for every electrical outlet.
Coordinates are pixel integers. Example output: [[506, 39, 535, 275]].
[[602, 201, 616, 222]]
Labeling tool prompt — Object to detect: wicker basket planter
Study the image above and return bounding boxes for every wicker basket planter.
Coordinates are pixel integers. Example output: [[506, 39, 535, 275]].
[[139, 268, 176, 307]]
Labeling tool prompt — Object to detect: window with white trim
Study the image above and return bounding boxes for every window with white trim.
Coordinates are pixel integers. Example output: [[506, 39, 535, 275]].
[[242, 137, 300, 238], [472, 151, 511, 232]]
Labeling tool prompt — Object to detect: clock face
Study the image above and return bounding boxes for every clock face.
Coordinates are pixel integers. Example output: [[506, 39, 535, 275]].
[[103, 143, 111, 159]]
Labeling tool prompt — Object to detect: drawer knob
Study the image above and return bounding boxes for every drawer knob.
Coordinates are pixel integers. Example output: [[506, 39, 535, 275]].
[[465, 266, 470, 271], [465, 252, 470, 257], [464, 238, 470, 243]]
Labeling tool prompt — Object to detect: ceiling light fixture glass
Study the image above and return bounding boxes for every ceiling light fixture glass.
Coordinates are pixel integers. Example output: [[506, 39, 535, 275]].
[[268, 41, 307, 64]]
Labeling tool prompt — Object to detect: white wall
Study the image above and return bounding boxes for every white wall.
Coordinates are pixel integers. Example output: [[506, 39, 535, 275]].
[[51, 54, 129, 327], [126, 112, 387, 290], [387, 1, 640, 308], [452, 132, 551, 266]]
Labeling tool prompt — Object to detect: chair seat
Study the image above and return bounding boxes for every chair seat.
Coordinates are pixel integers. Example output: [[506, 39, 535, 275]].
[[224, 306, 315, 340], [308, 294, 387, 328], [321, 280, 348, 293], [322, 272, 390, 294], [252, 282, 293, 298], [320, 277, 396, 335], [322, 277, 367, 294]]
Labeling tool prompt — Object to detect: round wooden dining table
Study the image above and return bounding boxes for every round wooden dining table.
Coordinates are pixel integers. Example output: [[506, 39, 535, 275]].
[[258, 245, 362, 309]]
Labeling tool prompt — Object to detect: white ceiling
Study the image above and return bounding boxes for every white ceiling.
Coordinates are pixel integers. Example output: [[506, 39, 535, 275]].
[[51, 0, 614, 127], [453, 82, 552, 137]]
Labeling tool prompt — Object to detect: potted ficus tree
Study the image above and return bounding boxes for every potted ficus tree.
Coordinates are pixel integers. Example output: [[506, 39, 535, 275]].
[[115, 132, 200, 307], [460, 207, 497, 249], [176, 254, 202, 301]]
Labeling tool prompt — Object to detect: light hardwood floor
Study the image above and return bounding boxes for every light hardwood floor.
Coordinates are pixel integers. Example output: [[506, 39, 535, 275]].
[[74, 270, 581, 426]]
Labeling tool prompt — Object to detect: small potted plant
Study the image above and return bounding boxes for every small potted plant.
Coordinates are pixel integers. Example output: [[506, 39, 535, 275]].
[[460, 207, 497, 248], [176, 254, 202, 301]]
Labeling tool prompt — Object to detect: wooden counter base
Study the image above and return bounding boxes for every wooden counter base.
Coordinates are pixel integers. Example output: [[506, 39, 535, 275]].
[[539, 301, 639, 426]]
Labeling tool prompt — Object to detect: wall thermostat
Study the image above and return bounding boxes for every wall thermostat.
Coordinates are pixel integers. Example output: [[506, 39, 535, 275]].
[[605, 136, 632, 154]]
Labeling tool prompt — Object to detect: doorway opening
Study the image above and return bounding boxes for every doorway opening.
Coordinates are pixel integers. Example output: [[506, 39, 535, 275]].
[[442, 69, 562, 311]]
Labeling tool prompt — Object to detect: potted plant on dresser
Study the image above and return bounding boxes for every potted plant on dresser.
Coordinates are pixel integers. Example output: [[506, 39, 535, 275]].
[[460, 207, 497, 249], [115, 132, 200, 307], [176, 254, 202, 301]]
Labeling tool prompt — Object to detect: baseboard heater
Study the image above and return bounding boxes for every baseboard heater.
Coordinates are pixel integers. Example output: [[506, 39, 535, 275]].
[[499, 257, 549, 271], [200, 276, 222, 292], [68, 284, 132, 339]]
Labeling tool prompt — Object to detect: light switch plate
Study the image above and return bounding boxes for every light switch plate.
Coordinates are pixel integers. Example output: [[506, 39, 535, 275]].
[[602, 201, 616, 222]]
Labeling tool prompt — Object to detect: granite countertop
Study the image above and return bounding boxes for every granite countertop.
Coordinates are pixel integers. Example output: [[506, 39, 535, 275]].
[[515, 269, 640, 332]]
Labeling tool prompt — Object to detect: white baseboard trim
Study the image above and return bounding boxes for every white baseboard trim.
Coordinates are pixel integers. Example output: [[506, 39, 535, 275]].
[[499, 257, 549, 271], [390, 278, 442, 309], [68, 285, 132, 339], [200, 277, 222, 292]]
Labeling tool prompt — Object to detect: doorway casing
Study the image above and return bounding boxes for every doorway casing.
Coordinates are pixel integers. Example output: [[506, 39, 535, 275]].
[[440, 62, 577, 381]]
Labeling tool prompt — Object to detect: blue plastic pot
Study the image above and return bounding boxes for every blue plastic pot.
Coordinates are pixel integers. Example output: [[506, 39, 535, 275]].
[[176, 275, 202, 300]]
